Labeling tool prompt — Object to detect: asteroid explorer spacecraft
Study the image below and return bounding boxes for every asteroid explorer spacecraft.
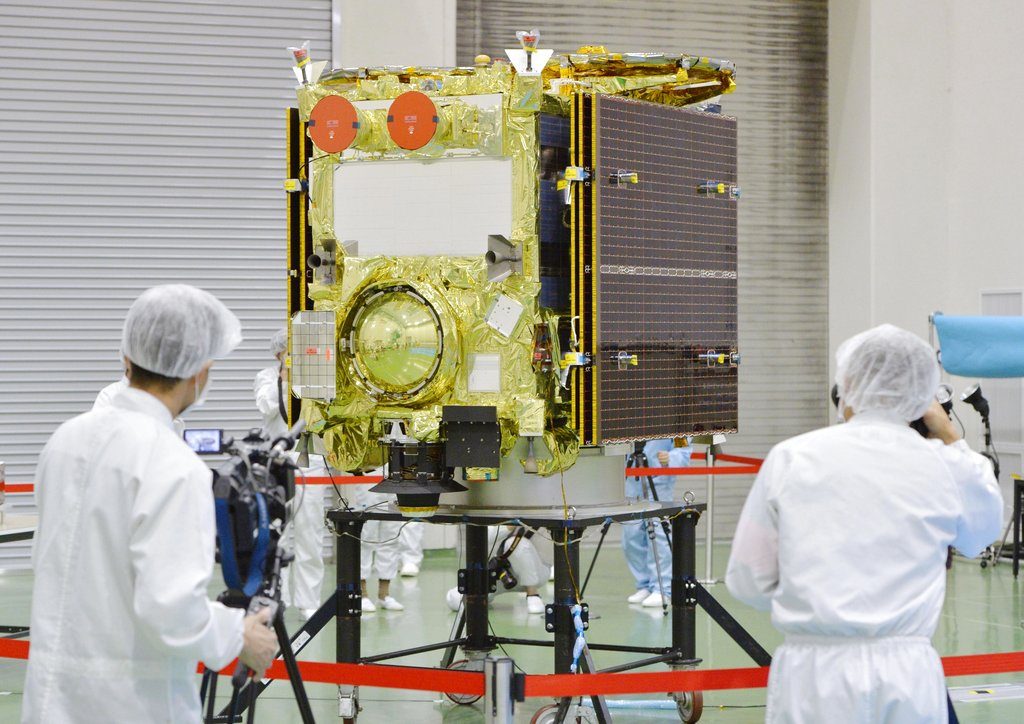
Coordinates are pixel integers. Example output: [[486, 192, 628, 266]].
[[284, 39, 740, 518]]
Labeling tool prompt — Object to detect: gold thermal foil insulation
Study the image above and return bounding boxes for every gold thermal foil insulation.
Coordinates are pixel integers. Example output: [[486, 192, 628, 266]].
[[294, 49, 737, 474]]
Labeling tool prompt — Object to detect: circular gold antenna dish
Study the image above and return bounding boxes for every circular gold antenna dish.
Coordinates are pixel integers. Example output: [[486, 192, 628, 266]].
[[348, 287, 443, 397]]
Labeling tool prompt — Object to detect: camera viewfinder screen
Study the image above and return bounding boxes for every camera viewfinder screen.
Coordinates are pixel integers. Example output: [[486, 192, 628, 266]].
[[183, 428, 223, 454]]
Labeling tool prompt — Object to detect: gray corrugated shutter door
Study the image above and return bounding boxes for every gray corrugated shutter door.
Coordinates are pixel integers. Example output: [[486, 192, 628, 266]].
[[0, 0, 331, 568], [457, 0, 828, 540]]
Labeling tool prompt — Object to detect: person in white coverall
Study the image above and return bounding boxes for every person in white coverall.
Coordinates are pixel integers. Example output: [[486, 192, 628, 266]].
[[726, 324, 1002, 724], [346, 479, 406, 612], [446, 526, 550, 614], [94, 373, 186, 435], [399, 522, 425, 576], [254, 327, 327, 620], [22, 285, 277, 724]]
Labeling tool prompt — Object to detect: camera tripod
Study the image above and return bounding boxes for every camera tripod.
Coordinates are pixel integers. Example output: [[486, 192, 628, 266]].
[[625, 441, 676, 614], [200, 547, 316, 724]]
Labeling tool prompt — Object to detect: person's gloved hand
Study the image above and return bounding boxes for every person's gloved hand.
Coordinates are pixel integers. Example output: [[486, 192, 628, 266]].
[[240, 608, 277, 676], [921, 400, 960, 445], [657, 451, 671, 466]]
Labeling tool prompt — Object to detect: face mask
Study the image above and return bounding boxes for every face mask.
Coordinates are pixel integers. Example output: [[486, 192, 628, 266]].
[[183, 374, 211, 414]]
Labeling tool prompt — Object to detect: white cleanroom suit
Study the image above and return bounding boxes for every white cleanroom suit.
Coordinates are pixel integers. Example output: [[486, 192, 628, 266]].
[[490, 525, 549, 589], [399, 521, 425, 571], [25, 283, 251, 723], [254, 365, 288, 440], [254, 354, 327, 614], [95, 375, 185, 435], [351, 484, 404, 581], [22, 387, 244, 723], [726, 324, 1003, 724], [92, 376, 128, 410], [279, 452, 328, 614], [445, 526, 551, 612]]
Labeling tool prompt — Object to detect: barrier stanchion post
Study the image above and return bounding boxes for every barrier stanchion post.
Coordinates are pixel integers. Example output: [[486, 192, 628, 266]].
[[336, 518, 363, 721], [695, 435, 724, 585], [485, 656, 515, 724]]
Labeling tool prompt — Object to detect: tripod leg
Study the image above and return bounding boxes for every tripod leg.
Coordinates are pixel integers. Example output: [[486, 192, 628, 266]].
[[643, 473, 673, 613], [440, 607, 467, 669], [993, 517, 1014, 565], [199, 670, 212, 712], [226, 686, 241, 724], [204, 670, 219, 723], [644, 474, 675, 547], [580, 519, 612, 597], [274, 611, 317, 724], [246, 683, 258, 724], [647, 517, 669, 614]]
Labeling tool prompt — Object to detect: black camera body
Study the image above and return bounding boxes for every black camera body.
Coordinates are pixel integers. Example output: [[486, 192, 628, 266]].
[[830, 384, 952, 438], [489, 554, 519, 591]]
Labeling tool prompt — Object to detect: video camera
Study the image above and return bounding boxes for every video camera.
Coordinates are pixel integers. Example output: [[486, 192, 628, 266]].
[[829, 383, 952, 437], [184, 421, 305, 601], [189, 421, 317, 719]]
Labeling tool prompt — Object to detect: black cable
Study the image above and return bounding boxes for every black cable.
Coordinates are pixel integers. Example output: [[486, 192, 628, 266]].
[[951, 407, 967, 439], [487, 619, 529, 674], [276, 364, 289, 424]]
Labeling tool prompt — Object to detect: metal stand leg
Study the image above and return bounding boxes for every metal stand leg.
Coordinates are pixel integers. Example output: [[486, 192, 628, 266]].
[[550, 526, 580, 674], [337, 518, 364, 721], [672, 512, 697, 662], [463, 524, 493, 653], [549, 526, 609, 724]]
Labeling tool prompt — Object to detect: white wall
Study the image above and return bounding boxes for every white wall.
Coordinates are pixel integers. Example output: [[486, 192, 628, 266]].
[[830, 0, 1024, 520], [334, 0, 456, 67]]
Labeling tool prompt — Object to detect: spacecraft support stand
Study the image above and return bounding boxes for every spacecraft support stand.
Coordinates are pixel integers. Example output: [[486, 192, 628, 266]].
[[221, 504, 770, 722]]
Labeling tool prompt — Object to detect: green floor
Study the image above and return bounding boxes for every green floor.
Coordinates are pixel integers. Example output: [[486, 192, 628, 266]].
[[1, 543, 1022, 722]]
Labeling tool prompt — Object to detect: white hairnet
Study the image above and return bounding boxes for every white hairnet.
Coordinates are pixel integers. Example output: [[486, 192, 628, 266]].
[[122, 285, 243, 379], [270, 327, 288, 356], [835, 324, 939, 422]]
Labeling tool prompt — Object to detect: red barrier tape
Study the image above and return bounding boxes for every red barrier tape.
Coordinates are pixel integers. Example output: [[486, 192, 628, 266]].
[[4, 478, 385, 494], [626, 466, 760, 477], [525, 666, 769, 697], [297, 476, 383, 486], [199, 658, 485, 696], [7, 454, 766, 494], [0, 639, 29, 660], [5, 638, 1023, 696]]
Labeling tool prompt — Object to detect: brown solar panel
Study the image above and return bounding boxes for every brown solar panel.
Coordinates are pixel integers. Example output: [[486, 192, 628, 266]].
[[580, 94, 739, 444]]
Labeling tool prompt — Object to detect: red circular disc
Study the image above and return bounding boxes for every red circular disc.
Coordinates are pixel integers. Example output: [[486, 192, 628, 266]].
[[309, 95, 359, 153], [387, 91, 439, 150]]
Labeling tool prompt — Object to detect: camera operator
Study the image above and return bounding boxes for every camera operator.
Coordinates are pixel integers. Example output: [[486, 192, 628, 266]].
[[23, 285, 277, 724], [725, 324, 1002, 724]]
